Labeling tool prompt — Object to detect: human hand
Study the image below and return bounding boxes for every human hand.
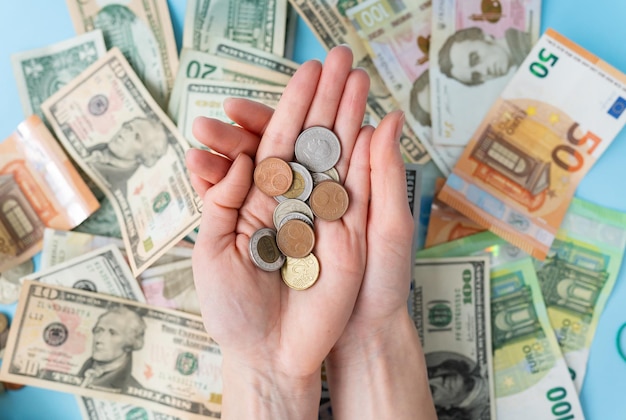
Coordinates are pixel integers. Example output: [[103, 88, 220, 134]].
[[185, 46, 371, 416]]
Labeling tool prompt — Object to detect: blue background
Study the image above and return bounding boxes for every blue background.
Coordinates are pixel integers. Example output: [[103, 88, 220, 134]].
[[1, 1, 626, 419]]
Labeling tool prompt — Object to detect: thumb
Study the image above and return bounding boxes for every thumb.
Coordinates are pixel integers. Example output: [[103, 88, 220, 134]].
[[196, 153, 254, 252]]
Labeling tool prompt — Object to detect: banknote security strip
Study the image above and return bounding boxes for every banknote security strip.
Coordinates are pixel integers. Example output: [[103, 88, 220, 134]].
[[250, 126, 348, 290]]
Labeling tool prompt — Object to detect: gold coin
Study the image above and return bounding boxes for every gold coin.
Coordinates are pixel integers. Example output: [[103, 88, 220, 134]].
[[253, 157, 293, 197], [309, 181, 349, 221], [276, 219, 315, 258], [281, 254, 320, 290]]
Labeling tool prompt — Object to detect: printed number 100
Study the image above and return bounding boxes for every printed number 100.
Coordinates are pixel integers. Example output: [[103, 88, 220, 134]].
[[547, 387, 575, 419]]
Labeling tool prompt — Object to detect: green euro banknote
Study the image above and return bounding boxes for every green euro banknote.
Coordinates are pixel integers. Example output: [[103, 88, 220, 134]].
[[417, 231, 585, 419], [535, 196, 626, 392]]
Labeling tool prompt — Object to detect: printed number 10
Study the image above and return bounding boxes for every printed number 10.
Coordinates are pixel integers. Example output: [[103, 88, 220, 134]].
[[530, 48, 559, 78]]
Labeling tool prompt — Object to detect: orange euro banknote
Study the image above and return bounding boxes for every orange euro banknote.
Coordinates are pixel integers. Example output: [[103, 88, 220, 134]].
[[439, 29, 626, 259], [0, 115, 99, 271]]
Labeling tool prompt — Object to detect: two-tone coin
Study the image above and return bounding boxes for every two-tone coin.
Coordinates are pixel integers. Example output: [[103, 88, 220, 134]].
[[254, 157, 293, 197], [281, 254, 320, 290], [309, 181, 349, 221], [323, 167, 340, 183], [295, 127, 341, 172], [273, 198, 315, 229], [249, 228, 285, 271], [276, 162, 313, 202], [276, 219, 315, 258]]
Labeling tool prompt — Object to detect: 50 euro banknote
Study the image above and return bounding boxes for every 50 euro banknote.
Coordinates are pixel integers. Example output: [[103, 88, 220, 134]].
[[439, 29, 626, 259], [0, 281, 222, 419], [41, 48, 202, 276]]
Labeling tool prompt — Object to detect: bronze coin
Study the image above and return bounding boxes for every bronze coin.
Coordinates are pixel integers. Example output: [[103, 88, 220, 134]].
[[253, 157, 293, 197], [276, 219, 315, 258], [1, 382, 24, 390], [309, 181, 349, 221]]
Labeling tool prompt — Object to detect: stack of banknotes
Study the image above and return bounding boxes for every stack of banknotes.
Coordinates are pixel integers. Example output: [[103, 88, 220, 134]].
[[1, 0, 626, 419]]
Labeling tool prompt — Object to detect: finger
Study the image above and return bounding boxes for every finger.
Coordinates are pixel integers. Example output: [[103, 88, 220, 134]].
[[257, 59, 322, 161], [189, 172, 212, 198], [223, 97, 274, 136], [192, 117, 261, 160], [369, 111, 414, 237], [195, 153, 254, 252], [303, 45, 354, 130], [186, 148, 232, 186], [340, 124, 372, 229], [332, 68, 370, 182]]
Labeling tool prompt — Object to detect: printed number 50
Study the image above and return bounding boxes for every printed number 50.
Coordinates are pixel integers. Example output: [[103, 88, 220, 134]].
[[530, 48, 559, 78]]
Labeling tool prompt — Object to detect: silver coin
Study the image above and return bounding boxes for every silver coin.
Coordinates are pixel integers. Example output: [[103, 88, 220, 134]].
[[275, 162, 314, 203], [249, 228, 285, 271], [311, 172, 333, 187], [323, 167, 340, 183], [295, 127, 341, 172], [273, 199, 315, 229], [278, 211, 314, 230]]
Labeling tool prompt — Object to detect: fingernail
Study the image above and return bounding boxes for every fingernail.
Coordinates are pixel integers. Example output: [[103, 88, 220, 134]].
[[395, 111, 405, 141]]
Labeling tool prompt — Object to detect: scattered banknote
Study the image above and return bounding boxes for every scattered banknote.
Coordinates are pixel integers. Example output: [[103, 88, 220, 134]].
[[535, 197, 626, 392], [0, 259, 35, 305], [78, 398, 180, 420], [40, 229, 193, 272], [177, 80, 284, 150], [11, 30, 107, 122], [287, 0, 430, 165], [183, 0, 288, 56], [41, 48, 202, 276], [21, 244, 145, 302], [0, 115, 100, 272], [65, 0, 179, 109], [167, 48, 291, 123], [439, 29, 626, 259], [139, 259, 200, 315], [417, 232, 585, 420], [405, 163, 422, 259], [424, 178, 485, 248], [345, 0, 466, 173], [204, 36, 299, 77], [1, 281, 222, 419], [416, 160, 444, 251], [412, 255, 496, 420], [429, 0, 541, 147]]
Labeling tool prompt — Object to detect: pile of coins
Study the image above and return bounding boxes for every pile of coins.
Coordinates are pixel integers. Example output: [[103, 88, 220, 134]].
[[249, 126, 349, 290]]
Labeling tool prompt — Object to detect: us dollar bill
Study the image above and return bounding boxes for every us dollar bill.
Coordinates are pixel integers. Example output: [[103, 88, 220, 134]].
[[40, 228, 193, 272], [182, 0, 288, 56], [11, 30, 107, 122], [405, 163, 422, 259], [65, 0, 179, 109], [1, 281, 222, 419], [21, 244, 145, 302], [287, 0, 431, 165], [417, 232, 585, 420], [178, 80, 284, 149], [412, 255, 496, 420], [168, 48, 291, 123], [41, 48, 202, 276]]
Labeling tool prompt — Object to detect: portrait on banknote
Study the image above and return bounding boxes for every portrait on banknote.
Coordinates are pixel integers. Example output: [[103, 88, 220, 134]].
[[437, 27, 532, 87], [409, 71, 431, 127], [78, 306, 146, 392], [426, 351, 490, 420], [84, 116, 169, 195]]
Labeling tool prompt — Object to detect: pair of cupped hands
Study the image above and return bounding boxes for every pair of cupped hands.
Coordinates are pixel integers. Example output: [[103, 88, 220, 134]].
[[185, 45, 426, 417]]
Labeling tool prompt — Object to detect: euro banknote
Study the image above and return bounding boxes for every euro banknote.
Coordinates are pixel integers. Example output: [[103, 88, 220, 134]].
[[439, 29, 626, 259]]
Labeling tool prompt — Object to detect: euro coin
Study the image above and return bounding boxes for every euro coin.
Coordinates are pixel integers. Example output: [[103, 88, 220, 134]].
[[276, 219, 315, 258], [273, 198, 315, 229], [276, 162, 313, 202], [254, 157, 293, 197], [249, 228, 285, 271], [281, 254, 320, 290], [309, 181, 349, 221]]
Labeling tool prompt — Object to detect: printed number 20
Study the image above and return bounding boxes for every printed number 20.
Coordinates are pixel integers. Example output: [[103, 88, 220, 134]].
[[530, 48, 559, 78]]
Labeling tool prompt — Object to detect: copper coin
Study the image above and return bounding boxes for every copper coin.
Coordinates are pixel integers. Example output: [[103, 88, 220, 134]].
[[253, 157, 293, 197], [309, 181, 349, 221], [276, 219, 315, 258], [1, 382, 24, 390]]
